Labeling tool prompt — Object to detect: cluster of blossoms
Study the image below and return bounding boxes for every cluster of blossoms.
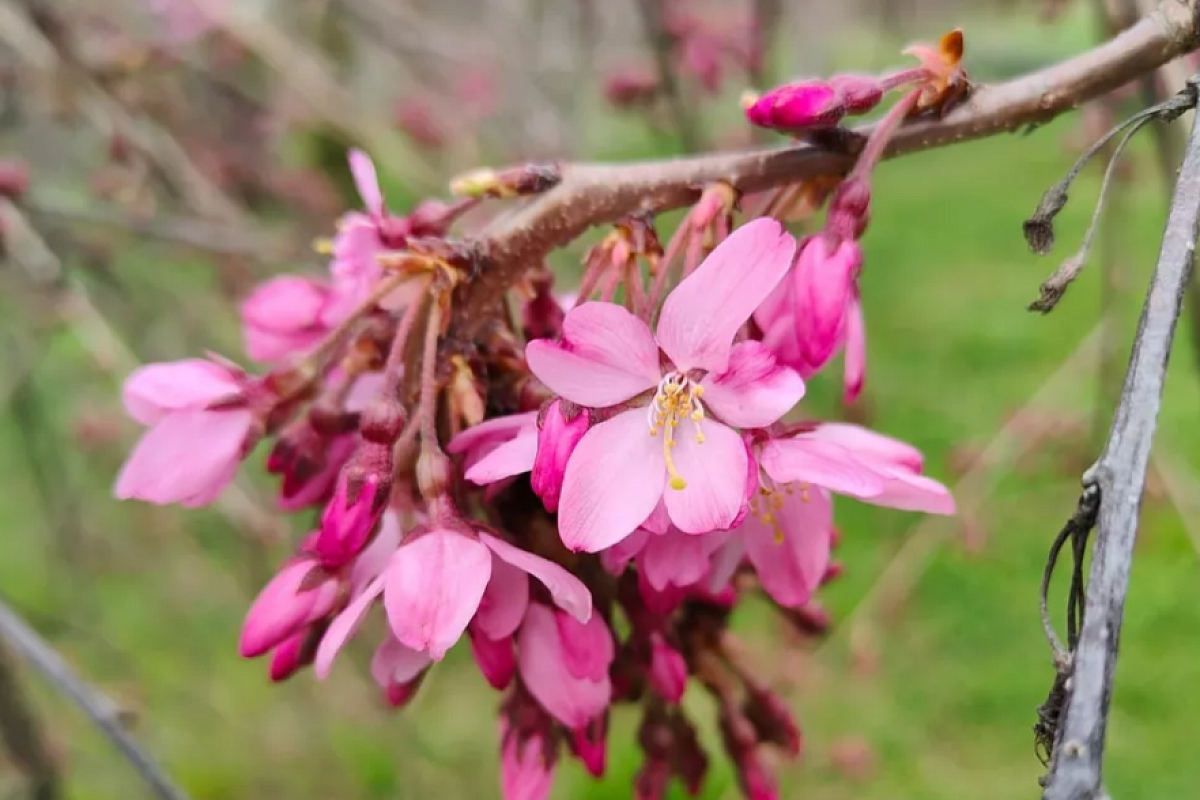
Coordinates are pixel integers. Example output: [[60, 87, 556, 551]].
[[113, 32, 965, 800]]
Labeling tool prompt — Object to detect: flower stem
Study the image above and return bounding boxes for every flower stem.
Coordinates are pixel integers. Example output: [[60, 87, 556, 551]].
[[382, 278, 432, 394], [851, 88, 922, 179], [418, 299, 444, 447]]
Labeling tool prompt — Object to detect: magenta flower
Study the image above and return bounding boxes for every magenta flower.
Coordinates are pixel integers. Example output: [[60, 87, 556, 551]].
[[526, 219, 802, 552], [743, 80, 845, 131], [240, 275, 332, 363], [114, 359, 255, 507], [517, 604, 613, 730]]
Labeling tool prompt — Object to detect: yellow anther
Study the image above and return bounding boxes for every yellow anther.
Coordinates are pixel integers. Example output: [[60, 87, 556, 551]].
[[669, 476, 688, 490], [313, 237, 333, 255]]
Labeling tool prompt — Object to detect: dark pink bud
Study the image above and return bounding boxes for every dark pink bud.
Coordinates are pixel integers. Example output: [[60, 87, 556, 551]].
[[521, 275, 567, 342], [743, 81, 845, 131], [571, 716, 608, 777], [268, 630, 312, 682], [828, 74, 885, 114], [670, 713, 708, 795], [360, 397, 406, 444], [634, 758, 671, 800], [638, 570, 685, 616], [239, 561, 339, 657], [648, 634, 688, 703], [469, 630, 516, 690], [532, 400, 589, 512], [792, 236, 862, 371], [744, 688, 802, 756], [738, 754, 778, 800], [384, 672, 427, 707], [310, 453, 390, 567], [827, 178, 872, 240]]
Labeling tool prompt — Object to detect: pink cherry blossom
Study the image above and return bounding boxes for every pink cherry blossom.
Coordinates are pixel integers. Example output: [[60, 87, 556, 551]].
[[240, 275, 332, 362], [238, 559, 340, 657], [517, 605, 612, 729], [744, 80, 845, 130], [449, 411, 539, 483], [526, 219, 802, 552], [114, 359, 255, 507]]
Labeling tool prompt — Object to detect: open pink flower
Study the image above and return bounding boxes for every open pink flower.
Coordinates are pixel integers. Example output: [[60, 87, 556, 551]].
[[314, 528, 590, 668], [114, 359, 255, 507], [526, 219, 802, 552]]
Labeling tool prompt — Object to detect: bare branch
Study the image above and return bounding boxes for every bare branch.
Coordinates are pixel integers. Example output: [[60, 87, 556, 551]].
[[1040, 76, 1200, 800], [0, 597, 191, 800], [0, 642, 61, 800], [457, 0, 1200, 331]]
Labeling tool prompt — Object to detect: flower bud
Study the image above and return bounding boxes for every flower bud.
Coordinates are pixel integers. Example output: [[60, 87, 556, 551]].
[[792, 236, 862, 371], [828, 74, 885, 114], [521, 274, 567, 342], [744, 687, 802, 756], [239, 560, 340, 658], [310, 451, 390, 567], [532, 399, 589, 512], [469, 629, 517, 690], [416, 447, 454, 499], [360, 397, 407, 444], [826, 178, 871, 241], [743, 81, 845, 131], [648, 633, 688, 703], [571, 716, 608, 777]]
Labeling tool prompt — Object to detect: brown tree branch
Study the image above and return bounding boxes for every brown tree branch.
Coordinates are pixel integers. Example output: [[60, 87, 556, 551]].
[[458, 0, 1200, 332]]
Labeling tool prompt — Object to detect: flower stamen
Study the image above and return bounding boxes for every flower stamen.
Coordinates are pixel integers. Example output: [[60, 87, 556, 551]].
[[648, 372, 708, 490]]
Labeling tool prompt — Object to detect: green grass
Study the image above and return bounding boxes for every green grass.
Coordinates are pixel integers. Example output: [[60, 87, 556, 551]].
[[5, 108, 1200, 800]]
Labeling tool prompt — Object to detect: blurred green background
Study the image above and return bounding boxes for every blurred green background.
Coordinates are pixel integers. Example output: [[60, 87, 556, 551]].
[[2, 1, 1200, 799]]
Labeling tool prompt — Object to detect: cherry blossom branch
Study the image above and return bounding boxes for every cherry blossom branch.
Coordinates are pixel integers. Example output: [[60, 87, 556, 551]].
[[1040, 76, 1200, 800], [457, 0, 1200, 331]]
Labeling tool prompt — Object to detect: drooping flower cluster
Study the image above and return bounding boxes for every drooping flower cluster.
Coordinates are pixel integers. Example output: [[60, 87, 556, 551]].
[[113, 31, 964, 800]]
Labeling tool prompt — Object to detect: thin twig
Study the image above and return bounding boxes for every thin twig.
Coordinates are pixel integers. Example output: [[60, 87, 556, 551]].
[[0, 642, 61, 800], [1040, 76, 1200, 800], [0, 597, 191, 800], [633, 0, 699, 152]]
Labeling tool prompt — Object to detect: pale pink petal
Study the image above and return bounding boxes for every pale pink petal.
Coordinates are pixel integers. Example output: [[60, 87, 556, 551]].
[[465, 429, 538, 484], [870, 471, 956, 515], [555, 612, 614, 682], [114, 409, 251, 507], [641, 500, 671, 536], [639, 529, 711, 591], [371, 635, 433, 687], [313, 576, 384, 678], [383, 530, 492, 659], [706, 535, 746, 593], [526, 303, 660, 408], [481, 532, 592, 623], [742, 490, 832, 607], [804, 423, 924, 472], [759, 437, 886, 499], [663, 420, 748, 534], [240, 276, 328, 332], [517, 605, 611, 729], [348, 149, 384, 217], [244, 327, 326, 363], [558, 409, 666, 553], [345, 372, 387, 413], [349, 511, 402, 595], [474, 553, 530, 640], [700, 341, 805, 429], [599, 527, 650, 575], [656, 218, 797, 373], [843, 294, 866, 404], [122, 360, 240, 425], [447, 412, 538, 454], [239, 560, 338, 658]]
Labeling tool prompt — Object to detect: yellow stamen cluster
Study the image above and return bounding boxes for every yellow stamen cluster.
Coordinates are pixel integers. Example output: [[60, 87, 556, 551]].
[[750, 479, 812, 543], [647, 373, 706, 490]]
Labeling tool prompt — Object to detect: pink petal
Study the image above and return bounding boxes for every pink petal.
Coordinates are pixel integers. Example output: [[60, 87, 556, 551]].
[[122, 359, 240, 425], [663, 420, 748, 534], [313, 576, 384, 678], [239, 560, 338, 658], [240, 275, 329, 332], [793, 237, 860, 369], [648, 633, 688, 702], [526, 302, 660, 408], [383, 529, 492, 659], [804, 423, 924, 473], [656, 219, 796, 373], [843, 294, 866, 404], [345, 372, 387, 413], [870, 471, 956, 515], [473, 553, 531, 640], [501, 730, 556, 800], [759, 437, 886, 499], [639, 529, 711, 591], [448, 412, 539, 455], [700, 341, 805, 429], [599, 527, 650, 575], [114, 408, 251, 507], [348, 149, 384, 217], [481, 533, 592, 623], [742, 490, 833, 607], [640, 500, 671, 536], [558, 409, 666, 553], [705, 535, 746, 593], [371, 635, 433, 687], [244, 326, 325, 364], [555, 611, 614, 682], [349, 511, 403, 595], [465, 428, 538, 484], [517, 605, 611, 729]]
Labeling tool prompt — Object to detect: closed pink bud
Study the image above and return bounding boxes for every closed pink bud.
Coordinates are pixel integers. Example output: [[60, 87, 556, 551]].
[[310, 449, 391, 567], [469, 629, 517, 690], [792, 236, 862, 370], [827, 178, 872, 240], [500, 726, 556, 800], [744, 688, 801, 756], [743, 81, 845, 131], [531, 400, 589, 512], [572, 717, 608, 777], [371, 636, 432, 706], [239, 560, 339, 658], [267, 630, 312, 682], [827, 74, 885, 114], [648, 633, 688, 702], [240, 276, 331, 363], [739, 754, 778, 800], [521, 275, 567, 342]]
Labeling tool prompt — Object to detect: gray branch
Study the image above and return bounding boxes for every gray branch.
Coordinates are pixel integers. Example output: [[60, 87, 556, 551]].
[[1041, 82, 1200, 800], [0, 598, 192, 800]]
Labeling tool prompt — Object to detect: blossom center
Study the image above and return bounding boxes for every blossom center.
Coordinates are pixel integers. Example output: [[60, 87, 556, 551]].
[[647, 372, 706, 491], [750, 478, 810, 542]]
